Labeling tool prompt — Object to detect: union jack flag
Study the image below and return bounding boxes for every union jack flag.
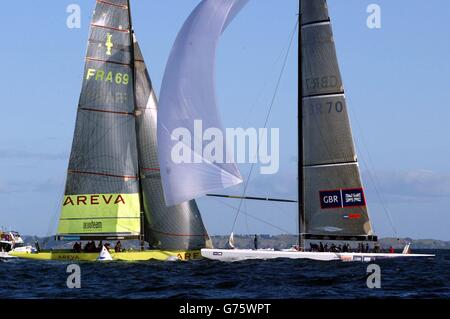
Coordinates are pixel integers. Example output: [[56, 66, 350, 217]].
[[345, 193, 362, 203]]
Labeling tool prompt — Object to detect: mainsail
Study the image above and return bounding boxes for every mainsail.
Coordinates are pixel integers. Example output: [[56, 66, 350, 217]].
[[133, 37, 212, 250], [301, 0, 375, 240], [58, 0, 140, 239], [57, 0, 212, 249], [157, 0, 249, 206]]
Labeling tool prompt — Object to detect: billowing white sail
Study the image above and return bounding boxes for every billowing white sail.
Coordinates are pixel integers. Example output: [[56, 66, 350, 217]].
[[157, 0, 248, 206]]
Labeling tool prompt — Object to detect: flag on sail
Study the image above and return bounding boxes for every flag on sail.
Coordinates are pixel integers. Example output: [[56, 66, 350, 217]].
[[133, 36, 212, 250], [301, 0, 374, 237], [157, 0, 248, 206], [57, 0, 141, 238]]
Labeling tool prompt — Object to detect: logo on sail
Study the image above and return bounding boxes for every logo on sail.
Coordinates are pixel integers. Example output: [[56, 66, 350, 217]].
[[343, 214, 362, 219], [342, 189, 366, 207], [105, 33, 113, 56], [63, 194, 126, 206], [345, 193, 361, 203], [83, 221, 103, 230], [319, 188, 366, 209], [319, 190, 342, 209]]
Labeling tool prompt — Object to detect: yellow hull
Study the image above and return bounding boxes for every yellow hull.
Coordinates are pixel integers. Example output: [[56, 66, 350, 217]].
[[9, 249, 202, 261]]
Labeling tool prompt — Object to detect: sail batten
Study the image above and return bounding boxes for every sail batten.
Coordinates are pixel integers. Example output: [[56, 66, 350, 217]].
[[301, 0, 374, 239]]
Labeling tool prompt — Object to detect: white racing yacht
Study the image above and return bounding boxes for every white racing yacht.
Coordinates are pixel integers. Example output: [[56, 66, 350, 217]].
[[154, 0, 435, 262], [199, 0, 434, 262]]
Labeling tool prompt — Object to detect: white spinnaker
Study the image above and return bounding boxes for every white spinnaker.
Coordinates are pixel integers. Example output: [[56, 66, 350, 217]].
[[157, 0, 248, 206]]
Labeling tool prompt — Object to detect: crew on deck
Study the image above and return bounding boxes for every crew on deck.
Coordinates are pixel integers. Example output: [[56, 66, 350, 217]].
[[115, 240, 122, 252], [72, 242, 82, 253], [83, 241, 97, 253]]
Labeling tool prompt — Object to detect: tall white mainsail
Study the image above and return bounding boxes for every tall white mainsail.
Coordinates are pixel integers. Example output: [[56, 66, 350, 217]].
[[157, 0, 249, 206], [301, 0, 375, 241]]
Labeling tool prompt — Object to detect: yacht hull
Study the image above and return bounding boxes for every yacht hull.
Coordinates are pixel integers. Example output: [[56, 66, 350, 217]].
[[9, 250, 202, 261], [0, 252, 16, 260], [201, 249, 435, 262]]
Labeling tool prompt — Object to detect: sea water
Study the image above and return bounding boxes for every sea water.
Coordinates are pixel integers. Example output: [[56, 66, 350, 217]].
[[0, 250, 448, 299]]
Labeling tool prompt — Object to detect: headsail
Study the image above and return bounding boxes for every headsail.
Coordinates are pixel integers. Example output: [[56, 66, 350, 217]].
[[57, 0, 141, 239], [301, 0, 374, 238], [133, 37, 212, 250], [157, 0, 249, 206]]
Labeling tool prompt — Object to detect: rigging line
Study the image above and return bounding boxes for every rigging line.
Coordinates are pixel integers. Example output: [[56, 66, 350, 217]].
[[355, 142, 398, 237], [206, 194, 297, 202], [229, 18, 299, 234], [348, 108, 392, 234], [348, 107, 398, 237], [244, 200, 250, 235], [354, 151, 377, 234], [213, 198, 295, 235], [242, 20, 298, 128], [44, 174, 67, 247], [266, 199, 297, 218]]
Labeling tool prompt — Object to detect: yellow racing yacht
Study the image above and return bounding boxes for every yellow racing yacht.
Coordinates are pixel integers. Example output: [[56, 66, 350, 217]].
[[11, 0, 214, 261]]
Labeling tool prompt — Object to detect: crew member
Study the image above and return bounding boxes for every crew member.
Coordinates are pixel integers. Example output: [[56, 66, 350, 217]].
[[115, 240, 122, 252]]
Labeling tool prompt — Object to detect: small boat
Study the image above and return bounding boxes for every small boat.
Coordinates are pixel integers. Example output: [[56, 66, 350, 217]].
[[200, 0, 435, 262], [0, 230, 34, 259]]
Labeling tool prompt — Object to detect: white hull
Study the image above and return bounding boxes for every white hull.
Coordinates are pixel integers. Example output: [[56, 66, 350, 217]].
[[0, 251, 16, 260], [201, 248, 435, 262]]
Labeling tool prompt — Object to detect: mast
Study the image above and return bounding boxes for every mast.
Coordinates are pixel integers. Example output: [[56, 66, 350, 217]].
[[298, 1, 305, 249], [127, 0, 145, 251]]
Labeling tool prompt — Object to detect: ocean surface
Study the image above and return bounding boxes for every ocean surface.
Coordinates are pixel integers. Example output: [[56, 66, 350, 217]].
[[1, 250, 448, 299]]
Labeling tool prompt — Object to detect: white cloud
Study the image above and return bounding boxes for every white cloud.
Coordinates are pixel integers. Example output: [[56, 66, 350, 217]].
[[362, 169, 450, 202]]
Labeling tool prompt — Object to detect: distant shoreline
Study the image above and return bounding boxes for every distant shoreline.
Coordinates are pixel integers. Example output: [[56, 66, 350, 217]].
[[22, 234, 450, 250]]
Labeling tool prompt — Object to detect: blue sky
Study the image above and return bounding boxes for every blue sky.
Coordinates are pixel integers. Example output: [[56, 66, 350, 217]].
[[0, 0, 449, 240]]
